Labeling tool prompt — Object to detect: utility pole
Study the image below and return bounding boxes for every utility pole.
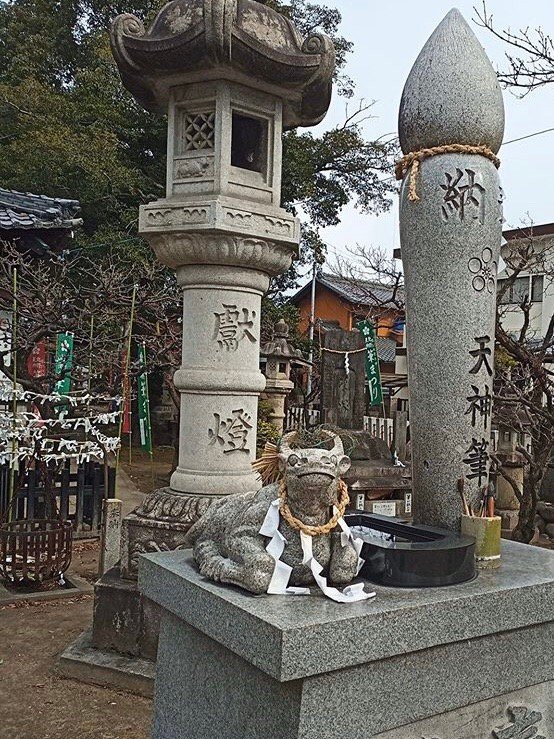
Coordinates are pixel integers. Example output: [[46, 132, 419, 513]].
[[306, 262, 317, 397]]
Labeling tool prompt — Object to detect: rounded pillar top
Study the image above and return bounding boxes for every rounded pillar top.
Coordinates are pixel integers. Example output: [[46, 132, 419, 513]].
[[398, 8, 504, 154]]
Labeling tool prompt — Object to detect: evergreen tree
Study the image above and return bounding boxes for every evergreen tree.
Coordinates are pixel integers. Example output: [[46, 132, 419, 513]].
[[0, 0, 396, 285]]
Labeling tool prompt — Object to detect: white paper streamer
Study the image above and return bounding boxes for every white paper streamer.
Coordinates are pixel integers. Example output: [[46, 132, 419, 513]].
[[260, 500, 310, 595], [0, 387, 122, 405], [0, 402, 121, 467], [259, 499, 375, 603], [335, 509, 366, 576], [299, 531, 374, 603]]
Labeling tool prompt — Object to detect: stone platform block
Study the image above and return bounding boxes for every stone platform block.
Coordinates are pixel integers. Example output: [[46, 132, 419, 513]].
[[92, 565, 161, 660], [139, 541, 554, 739], [58, 629, 155, 698]]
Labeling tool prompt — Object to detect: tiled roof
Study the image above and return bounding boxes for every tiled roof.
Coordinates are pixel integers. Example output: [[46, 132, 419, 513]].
[[318, 273, 403, 307], [0, 189, 82, 231], [375, 336, 398, 363], [290, 273, 403, 308]]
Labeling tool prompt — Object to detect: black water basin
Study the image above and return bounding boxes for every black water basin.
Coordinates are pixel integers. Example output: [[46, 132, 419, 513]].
[[344, 512, 476, 587]]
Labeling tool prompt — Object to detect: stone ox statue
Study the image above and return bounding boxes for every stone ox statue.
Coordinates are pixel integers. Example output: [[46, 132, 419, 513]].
[[186, 432, 364, 596]]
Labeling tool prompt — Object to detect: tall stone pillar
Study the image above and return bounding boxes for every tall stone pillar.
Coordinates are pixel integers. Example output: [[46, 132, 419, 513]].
[[398, 9, 505, 530], [153, 238, 290, 497], [109, 0, 336, 575]]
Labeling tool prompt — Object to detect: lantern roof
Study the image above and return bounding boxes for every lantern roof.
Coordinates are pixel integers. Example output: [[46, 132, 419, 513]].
[[110, 0, 335, 129], [261, 320, 308, 363]]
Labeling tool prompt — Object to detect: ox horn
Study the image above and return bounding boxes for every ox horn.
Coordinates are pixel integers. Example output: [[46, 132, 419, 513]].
[[279, 430, 344, 456]]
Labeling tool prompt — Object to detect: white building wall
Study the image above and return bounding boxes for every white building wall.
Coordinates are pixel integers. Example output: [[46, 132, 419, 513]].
[[498, 233, 554, 342]]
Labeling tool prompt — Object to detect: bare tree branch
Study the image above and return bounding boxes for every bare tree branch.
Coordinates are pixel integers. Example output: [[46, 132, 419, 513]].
[[475, 1, 554, 93]]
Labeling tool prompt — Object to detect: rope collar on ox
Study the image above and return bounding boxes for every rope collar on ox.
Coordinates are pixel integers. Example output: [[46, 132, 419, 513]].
[[278, 478, 350, 537]]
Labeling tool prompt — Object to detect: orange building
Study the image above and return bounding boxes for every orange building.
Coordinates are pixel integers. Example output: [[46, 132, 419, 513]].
[[290, 273, 404, 339], [289, 273, 405, 384]]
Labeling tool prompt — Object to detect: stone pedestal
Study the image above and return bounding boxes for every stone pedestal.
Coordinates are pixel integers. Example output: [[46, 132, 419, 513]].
[[91, 566, 161, 660], [260, 384, 291, 432], [497, 507, 520, 539], [140, 544, 554, 739], [58, 565, 157, 697]]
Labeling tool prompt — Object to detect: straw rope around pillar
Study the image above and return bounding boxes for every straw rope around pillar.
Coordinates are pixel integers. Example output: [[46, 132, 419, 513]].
[[395, 144, 501, 202]]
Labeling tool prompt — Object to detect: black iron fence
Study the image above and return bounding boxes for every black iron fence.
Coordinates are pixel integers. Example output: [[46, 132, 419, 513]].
[[0, 461, 116, 538]]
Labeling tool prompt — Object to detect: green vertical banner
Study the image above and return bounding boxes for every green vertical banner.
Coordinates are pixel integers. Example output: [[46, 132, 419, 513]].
[[54, 332, 74, 395], [137, 343, 153, 455], [356, 320, 383, 407]]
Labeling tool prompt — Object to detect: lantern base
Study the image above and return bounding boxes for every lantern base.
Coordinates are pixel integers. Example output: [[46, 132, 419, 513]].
[[118, 488, 219, 579]]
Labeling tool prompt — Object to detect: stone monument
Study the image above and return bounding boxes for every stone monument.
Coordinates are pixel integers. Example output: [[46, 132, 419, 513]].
[[320, 328, 366, 430], [187, 430, 367, 597], [137, 11, 554, 738], [111, 0, 335, 571], [397, 8, 504, 530]]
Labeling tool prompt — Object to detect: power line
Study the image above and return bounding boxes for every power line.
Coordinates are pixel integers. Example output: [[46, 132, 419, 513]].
[[502, 126, 554, 146]]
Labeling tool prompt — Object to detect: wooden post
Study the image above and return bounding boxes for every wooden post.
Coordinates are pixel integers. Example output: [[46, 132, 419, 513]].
[[91, 464, 102, 532], [76, 465, 85, 533], [60, 462, 70, 520]]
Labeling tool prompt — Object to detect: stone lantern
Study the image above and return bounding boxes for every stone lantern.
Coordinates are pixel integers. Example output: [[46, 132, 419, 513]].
[[109, 0, 335, 566], [260, 319, 308, 433], [71, 0, 335, 680]]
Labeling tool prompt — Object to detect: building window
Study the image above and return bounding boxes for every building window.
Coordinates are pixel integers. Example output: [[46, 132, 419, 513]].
[[498, 275, 543, 304], [512, 276, 530, 304], [531, 275, 544, 302]]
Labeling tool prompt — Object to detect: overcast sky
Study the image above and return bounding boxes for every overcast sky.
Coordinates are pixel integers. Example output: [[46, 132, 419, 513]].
[[310, 0, 553, 272]]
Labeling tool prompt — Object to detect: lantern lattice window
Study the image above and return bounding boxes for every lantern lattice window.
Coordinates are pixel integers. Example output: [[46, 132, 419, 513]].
[[182, 111, 215, 151]]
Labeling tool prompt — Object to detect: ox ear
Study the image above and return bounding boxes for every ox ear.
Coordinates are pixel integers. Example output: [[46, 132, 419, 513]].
[[338, 455, 351, 475]]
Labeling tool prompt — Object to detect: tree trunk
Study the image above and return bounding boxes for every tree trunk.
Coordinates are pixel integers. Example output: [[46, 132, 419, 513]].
[[512, 437, 553, 543]]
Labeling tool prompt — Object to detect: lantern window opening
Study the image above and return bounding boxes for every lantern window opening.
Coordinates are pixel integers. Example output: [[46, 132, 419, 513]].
[[231, 111, 268, 176]]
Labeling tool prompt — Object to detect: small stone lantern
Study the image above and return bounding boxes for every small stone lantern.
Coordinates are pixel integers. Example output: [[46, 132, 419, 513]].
[[260, 319, 307, 432], [110, 0, 335, 565]]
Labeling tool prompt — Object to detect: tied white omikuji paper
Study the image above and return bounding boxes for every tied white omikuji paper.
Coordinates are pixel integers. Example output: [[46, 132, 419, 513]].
[[259, 498, 376, 603]]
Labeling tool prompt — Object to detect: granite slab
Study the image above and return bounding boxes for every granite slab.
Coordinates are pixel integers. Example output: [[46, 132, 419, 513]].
[[139, 539, 554, 682]]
